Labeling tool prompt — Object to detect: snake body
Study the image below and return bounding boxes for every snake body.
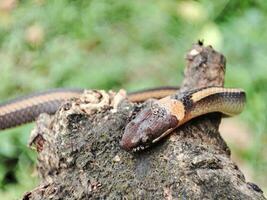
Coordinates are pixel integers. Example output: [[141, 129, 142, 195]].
[[120, 87, 246, 151], [0, 86, 245, 152], [0, 87, 179, 130]]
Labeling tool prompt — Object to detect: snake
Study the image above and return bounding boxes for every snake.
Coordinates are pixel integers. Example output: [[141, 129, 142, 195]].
[[120, 87, 246, 152], [0, 86, 246, 152]]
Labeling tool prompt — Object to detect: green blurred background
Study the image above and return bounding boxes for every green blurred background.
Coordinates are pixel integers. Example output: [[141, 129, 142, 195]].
[[0, 0, 266, 198]]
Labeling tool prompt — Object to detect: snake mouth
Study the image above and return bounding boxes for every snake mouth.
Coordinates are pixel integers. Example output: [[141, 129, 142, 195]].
[[130, 129, 176, 153]]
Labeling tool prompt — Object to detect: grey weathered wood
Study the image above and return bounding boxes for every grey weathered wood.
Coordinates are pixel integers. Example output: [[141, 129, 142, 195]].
[[24, 42, 266, 200]]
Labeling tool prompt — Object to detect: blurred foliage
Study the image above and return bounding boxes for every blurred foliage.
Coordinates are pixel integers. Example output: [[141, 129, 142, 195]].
[[0, 0, 267, 198]]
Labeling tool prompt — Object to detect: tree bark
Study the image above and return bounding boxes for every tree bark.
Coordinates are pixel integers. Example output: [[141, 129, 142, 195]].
[[23, 42, 266, 200]]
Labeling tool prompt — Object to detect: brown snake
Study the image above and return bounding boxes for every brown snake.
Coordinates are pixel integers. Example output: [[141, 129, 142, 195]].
[[0, 86, 245, 152]]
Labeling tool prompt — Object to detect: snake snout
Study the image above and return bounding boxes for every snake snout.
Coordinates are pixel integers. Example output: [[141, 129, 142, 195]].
[[120, 108, 152, 151], [120, 121, 140, 151]]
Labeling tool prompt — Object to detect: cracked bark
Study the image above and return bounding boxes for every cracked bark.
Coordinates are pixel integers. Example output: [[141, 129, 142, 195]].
[[23, 42, 266, 200]]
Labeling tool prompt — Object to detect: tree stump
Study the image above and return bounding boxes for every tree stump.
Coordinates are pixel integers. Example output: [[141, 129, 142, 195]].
[[23, 42, 266, 200]]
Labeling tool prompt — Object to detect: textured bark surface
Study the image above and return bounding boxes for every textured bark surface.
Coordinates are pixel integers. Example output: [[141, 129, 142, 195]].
[[24, 42, 266, 200]]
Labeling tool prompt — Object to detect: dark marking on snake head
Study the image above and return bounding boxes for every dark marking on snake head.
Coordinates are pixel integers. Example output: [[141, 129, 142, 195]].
[[120, 102, 178, 152]]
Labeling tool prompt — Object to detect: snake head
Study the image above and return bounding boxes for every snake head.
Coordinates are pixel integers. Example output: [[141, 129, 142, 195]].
[[120, 102, 178, 152]]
